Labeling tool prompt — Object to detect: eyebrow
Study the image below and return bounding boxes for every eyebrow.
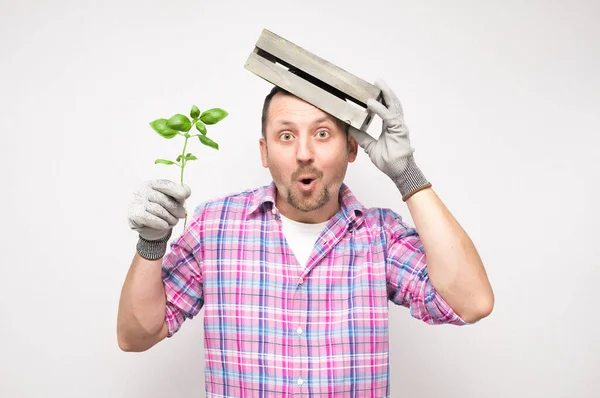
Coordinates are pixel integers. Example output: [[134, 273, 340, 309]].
[[274, 117, 335, 127]]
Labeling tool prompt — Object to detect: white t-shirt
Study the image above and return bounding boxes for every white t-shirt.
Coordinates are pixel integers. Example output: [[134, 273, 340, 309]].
[[279, 212, 329, 267]]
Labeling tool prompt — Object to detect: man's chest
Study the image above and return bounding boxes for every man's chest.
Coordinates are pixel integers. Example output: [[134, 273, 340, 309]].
[[199, 226, 389, 327], [195, 218, 392, 396]]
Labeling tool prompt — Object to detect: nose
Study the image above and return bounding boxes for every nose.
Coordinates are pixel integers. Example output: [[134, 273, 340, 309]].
[[295, 135, 314, 163]]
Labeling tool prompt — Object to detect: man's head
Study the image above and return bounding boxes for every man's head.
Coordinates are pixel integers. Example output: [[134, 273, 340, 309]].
[[260, 86, 351, 139], [259, 86, 358, 223]]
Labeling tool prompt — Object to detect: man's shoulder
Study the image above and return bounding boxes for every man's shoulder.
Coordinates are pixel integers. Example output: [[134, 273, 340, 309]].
[[358, 205, 415, 234], [358, 205, 403, 223], [339, 183, 406, 227]]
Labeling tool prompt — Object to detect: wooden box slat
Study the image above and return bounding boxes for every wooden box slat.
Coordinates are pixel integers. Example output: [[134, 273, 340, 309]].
[[244, 29, 382, 131], [255, 29, 380, 106]]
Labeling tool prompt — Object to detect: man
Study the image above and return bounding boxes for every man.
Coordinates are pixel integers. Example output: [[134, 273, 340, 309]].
[[118, 79, 494, 396]]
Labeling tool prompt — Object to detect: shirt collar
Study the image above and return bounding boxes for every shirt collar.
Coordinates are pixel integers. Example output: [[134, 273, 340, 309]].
[[246, 180, 365, 227]]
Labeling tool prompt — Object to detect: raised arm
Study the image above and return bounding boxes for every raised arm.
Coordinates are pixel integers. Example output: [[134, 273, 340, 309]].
[[118, 179, 191, 351]]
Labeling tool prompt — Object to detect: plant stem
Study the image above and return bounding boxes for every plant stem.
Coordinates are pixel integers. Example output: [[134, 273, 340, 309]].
[[180, 137, 189, 185], [180, 134, 190, 230]]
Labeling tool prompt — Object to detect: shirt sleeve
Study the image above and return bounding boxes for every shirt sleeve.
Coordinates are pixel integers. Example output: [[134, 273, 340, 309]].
[[161, 206, 205, 337], [383, 209, 468, 326]]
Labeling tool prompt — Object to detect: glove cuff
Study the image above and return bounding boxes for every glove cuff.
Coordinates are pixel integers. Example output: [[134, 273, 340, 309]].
[[392, 155, 432, 201], [136, 229, 172, 260]]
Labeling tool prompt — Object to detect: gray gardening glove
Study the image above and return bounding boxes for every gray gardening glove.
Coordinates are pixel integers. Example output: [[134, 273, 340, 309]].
[[127, 179, 191, 259], [349, 79, 431, 201]]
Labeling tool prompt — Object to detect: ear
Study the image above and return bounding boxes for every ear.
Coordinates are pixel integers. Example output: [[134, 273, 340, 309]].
[[259, 137, 269, 168], [347, 133, 358, 163]]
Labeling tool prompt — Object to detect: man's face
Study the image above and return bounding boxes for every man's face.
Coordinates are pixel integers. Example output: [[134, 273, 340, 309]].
[[259, 92, 358, 223]]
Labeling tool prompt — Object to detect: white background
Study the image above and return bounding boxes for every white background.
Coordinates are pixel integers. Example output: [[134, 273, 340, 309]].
[[1, 0, 598, 397]]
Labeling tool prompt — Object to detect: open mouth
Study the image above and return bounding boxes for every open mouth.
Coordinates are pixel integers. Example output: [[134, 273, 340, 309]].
[[297, 178, 317, 191]]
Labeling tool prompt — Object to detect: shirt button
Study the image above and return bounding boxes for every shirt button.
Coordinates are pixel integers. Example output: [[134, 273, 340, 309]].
[[297, 377, 304, 385], [296, 327, 302, 335], [271, 208, 276, 215], [298, 277, 303, 285]]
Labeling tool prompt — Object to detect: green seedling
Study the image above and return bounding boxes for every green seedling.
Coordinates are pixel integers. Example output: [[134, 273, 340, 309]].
[[150, 104, 228, 229]]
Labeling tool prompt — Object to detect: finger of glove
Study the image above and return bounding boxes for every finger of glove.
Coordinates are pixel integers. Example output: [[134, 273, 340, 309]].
[[149, 179, 191, 203], [367, 98, 395, 123], [128, 200, 171, 231], [143, 187, 187, 219], [368, 97, 407, 134], [348, 126, 376, 152], [145, 201, 180, 226], [374, 78, 403, 114]]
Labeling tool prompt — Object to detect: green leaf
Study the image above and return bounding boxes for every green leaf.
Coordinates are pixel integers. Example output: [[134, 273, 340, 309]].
[[200, 108, 228, 125], [149, 119, 178, 139], [195, 121, 207, 135], [190, 105, 200, 119], [155, 159, 176, 165], [166, 114, 192, 132], [176, 155, 183, 162], [198, 134, 219, 150], [185, 153, 198, 161]]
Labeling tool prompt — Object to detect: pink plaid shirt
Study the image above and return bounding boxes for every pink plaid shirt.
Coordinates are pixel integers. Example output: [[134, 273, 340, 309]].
[[161, 181, 466, 397]]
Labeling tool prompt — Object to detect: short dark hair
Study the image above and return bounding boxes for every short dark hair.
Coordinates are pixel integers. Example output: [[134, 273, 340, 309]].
[[260, 85, 349, 140], [261, 85, 288, 139]]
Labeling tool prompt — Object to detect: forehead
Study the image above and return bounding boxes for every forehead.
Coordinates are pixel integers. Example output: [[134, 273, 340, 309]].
[[268, 93, 338, 126]]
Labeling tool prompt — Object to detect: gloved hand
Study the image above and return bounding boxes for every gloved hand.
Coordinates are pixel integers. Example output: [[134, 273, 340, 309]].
[[127, 179, 191, 259], [349, 79, 431, 201]]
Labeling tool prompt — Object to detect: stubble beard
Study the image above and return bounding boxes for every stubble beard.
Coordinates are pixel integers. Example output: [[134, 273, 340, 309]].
[[285, 182, 330, 213], [266, 145, 347, 214]]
